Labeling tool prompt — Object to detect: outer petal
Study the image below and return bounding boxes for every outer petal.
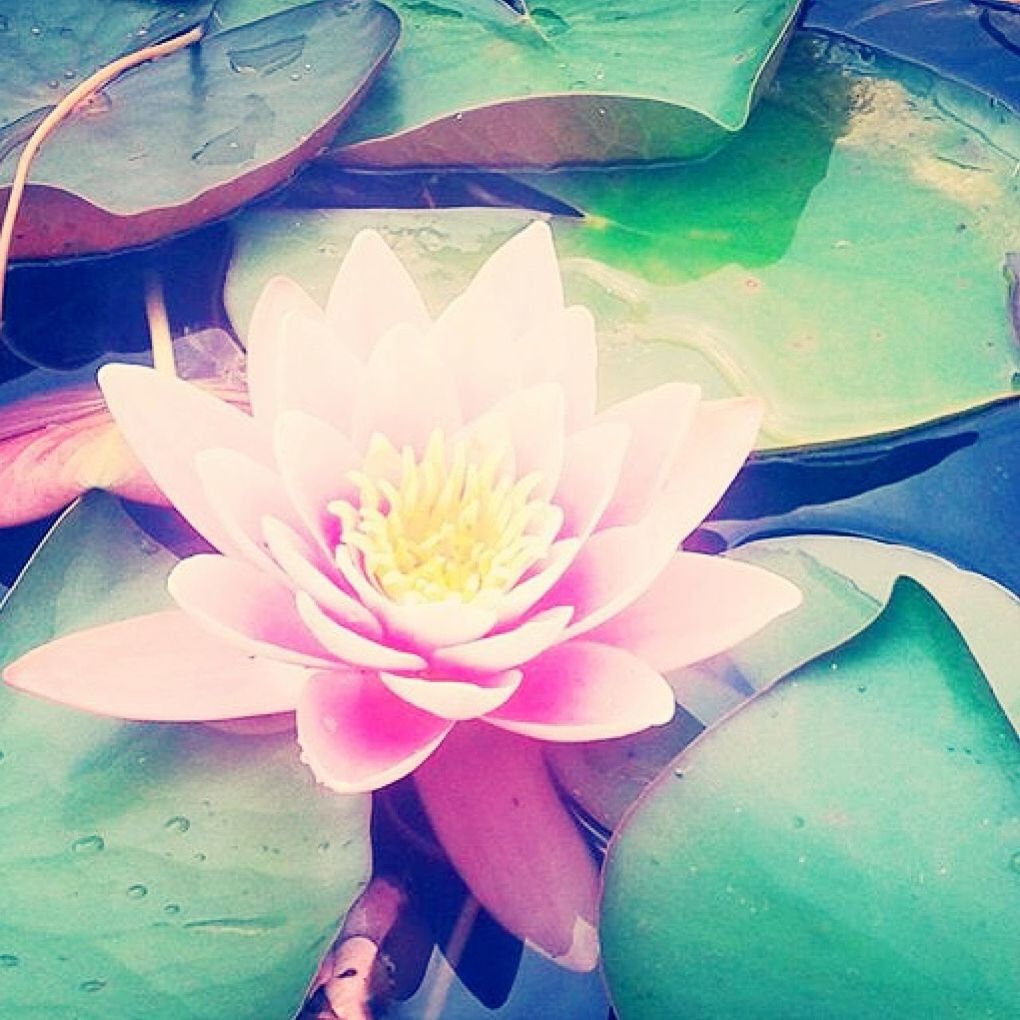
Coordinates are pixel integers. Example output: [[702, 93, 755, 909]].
[[433, 606, 573, 674], [168, 554, 334, 667], [4, 610, 306, 720], [586, 552, 803, 672], [433, 313, 519, 421], [664, 396, 763, 538], [486, 640, 675, 741], [352, 326, 462, 456], [326, 229, 431, 361], [380, 601, 497, 652], [98, 364, 268, 552], [295, 592, 426, 673], [414, 723, 600, 970], [598, 382, 701, 529], [379, 669, 521, 721], [244, 275, 327, 422], [432, 222, 563, 341], [297, 669, 450, 793], [273, 309, 365, 434]]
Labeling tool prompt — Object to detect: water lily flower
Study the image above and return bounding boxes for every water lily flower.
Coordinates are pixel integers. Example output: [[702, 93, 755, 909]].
[[4, 222, 800, 968]]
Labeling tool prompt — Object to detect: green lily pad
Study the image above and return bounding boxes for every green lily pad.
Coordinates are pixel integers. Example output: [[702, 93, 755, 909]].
[[227, 36, 1020, 446], [0, 492, 371, 1019], [600, 574, 1020, 1019], [0, 0, 398, 260], [548, 535, 1020, 833], [325, 0, 801, 168]]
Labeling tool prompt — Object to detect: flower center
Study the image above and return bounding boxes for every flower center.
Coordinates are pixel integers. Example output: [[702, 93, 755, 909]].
[[330, 431, 561, 606]]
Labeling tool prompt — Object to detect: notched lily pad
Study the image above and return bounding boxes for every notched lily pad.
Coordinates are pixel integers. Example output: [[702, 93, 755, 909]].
[[601, 575, 1020, 1019], [0, 0, 399, 259], [0, 492, 371, 1019], [326, 0, 802, 168]]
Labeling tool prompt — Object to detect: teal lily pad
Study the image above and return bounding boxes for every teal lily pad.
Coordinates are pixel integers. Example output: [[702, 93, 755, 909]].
[[600, 573, 1020, 1019], [326, 0, 802, 168], [0, 1, 398, 259], [228, 36, 1020, 447], [0, 492, 371, 1019]]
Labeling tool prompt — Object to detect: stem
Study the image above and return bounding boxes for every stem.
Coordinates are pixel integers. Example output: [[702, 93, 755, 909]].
[[145, 274, 176, 376], [0, 25, 204, 324]]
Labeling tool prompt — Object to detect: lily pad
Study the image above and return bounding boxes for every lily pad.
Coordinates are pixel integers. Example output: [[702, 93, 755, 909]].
[[601, 575, 1020, 1019], [228, 36, 1020, 447], [0, 0, 398, 260], [803, 0, 1020, 115], [326, 0, 802, 168], [0, 492, 371, 1018]]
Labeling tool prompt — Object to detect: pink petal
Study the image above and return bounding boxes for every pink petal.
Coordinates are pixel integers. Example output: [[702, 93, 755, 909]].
[[326, 230, 431, 361], [295, 592, 427, 673], [98, 364, 268, 552], [664, 396, 764, 538], [168, 554, 334, 667], [587, 552, 803, 672], [554, 422, 629, 540], [262, 516, 381, 636], [379, 669, 521, 721], [433, 606, 573, 674], [352, 326, 462, 456], [432, 312, 519, 421], [597, 382, 701, 528], [495, 539, 582, 625], [517, 305, 598, 430], [244, 276, 326, 422], [380, 601, 497, 652], [432, 222, 563, 341], [487, 640, 675, 741], [414, 723, 599, 970], [274, 309, 365, 434], [543, 510, 682, 641], [297, 669, 450, 793], [195, 448, 300, 575], [4, 610, 307, 720], [274, 411, 359, 551]]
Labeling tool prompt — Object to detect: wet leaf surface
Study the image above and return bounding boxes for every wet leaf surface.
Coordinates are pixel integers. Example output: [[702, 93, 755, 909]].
[[602, 574, 1020, 1019], [0, 492, 371, 1018], [0, 0, 398, 259], [327, 0, 801, 168]]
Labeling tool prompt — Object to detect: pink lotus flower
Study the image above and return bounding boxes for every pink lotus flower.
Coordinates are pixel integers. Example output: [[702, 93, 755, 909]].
[[4, 223, 800, 967]]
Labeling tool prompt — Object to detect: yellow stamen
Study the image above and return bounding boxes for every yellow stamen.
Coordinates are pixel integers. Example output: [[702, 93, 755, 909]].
[[329, 430, 560, 606]]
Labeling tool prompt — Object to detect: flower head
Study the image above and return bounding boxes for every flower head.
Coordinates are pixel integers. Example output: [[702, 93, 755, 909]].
[[5, 222, 799, 793]]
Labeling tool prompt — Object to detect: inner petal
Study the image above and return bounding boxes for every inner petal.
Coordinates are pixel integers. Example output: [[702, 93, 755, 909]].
[[328, 430, 562, 608]]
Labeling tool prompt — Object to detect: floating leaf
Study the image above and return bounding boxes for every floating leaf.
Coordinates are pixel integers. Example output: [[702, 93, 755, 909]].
[[601, 574, 1020, 1019], [228, 37, 1020, 447], [804, 0, 1020, 115], [326, 0, 802, 168], [0, 1, 398, 259], [0, 492, 371, 1018]]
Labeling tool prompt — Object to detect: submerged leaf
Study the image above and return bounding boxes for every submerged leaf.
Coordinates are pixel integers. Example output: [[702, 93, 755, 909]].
[[0, 492, 371, 1018]]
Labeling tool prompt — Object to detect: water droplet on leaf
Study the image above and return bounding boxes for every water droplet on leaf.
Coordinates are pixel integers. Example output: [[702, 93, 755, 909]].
[[164, 816, 190, 834], [71, 834, 104, 854], [126, 885, 147, 900]]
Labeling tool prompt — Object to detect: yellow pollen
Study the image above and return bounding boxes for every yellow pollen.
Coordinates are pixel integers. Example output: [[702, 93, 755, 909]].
[[329, 430, 562, 606]]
